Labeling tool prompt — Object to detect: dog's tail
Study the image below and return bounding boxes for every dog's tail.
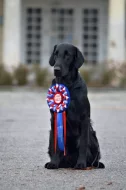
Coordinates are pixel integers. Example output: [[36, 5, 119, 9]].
[[93, 161, 105, 169], [98, 162, 105, 168], [91, 151, 105, 169]]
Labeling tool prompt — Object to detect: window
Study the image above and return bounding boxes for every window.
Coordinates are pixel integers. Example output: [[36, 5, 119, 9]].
[[50, 8, 74, 51], [25, 8, 42, 64], [82, 9, 99, 64]]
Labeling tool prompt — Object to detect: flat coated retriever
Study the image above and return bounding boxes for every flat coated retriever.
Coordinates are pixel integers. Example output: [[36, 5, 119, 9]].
[[45, 43, 105, 169]]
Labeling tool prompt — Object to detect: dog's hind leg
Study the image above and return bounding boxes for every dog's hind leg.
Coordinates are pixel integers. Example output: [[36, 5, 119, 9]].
[[74, 117, 90, 169], [89, 128, 105, 169]]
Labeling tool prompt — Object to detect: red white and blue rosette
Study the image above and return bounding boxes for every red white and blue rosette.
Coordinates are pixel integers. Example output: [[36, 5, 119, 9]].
[[47, 84, 70, 113], [46, 84, 70, 155]]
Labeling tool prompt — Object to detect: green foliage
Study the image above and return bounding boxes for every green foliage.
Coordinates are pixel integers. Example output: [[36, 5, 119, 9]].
[[80, 69, 92, 84], [0, 62, 126, 88], [0, 64, 13, 85], [101, 68, 115, 86], [119, 63, 126, 87], [120, 77, 126, 87], [33, 65, 50, 87], [14, 64, 28, 85], [80, 65, 115, 87]]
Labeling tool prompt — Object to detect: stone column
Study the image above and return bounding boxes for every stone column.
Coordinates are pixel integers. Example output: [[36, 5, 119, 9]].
[[0, 0, 3, 63], [74, 7, 83, 52], [42, 7, 51, 67], [108, 0, 125, 62], [3, 0, 21, 68]]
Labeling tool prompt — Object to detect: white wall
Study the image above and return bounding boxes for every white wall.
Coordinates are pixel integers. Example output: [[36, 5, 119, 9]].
[[108, 0, 125, 62], [3, 0, 22, 68], [0, 0, 3, 63]]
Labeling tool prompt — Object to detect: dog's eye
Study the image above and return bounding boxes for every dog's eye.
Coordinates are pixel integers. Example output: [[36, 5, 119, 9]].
[[65, 51, 71, 58]]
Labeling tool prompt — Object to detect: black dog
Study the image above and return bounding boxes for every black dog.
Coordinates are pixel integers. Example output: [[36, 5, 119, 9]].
[[45, 43, 105, 169]]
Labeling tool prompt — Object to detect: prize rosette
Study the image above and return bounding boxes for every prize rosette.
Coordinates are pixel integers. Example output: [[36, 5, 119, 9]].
[[46, 84, 70, 155], [47, 84, 70, 113]]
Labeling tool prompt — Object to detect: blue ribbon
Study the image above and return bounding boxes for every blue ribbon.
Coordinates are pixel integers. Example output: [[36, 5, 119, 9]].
[[57, 112, 64, 151]]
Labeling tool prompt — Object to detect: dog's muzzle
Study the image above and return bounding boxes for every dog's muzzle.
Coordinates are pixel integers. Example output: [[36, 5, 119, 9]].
[[54, 66, 62, 78]]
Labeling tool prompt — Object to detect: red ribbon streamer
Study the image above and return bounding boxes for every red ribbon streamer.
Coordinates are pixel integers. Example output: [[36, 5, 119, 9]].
[[63, 111, 66, 156], [54, 112, 57, 154]]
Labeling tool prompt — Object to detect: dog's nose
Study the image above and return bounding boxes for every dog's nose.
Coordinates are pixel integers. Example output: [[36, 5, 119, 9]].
[[54, 66, 61, 77]]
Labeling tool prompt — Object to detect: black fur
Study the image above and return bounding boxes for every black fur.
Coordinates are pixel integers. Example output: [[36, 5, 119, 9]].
[[45, 43, 105, 169]]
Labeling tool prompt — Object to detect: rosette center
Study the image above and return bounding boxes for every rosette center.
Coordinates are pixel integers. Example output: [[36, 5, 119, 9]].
[[54, 93, 62, 104]]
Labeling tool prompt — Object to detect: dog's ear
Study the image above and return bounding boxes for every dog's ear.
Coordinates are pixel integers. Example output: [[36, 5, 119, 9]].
[[49, 45, 57, 66], [75, 47, 84, 69]]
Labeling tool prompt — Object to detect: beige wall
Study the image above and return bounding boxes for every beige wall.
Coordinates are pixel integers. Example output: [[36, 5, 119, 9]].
[[0, 0, 3, 63]]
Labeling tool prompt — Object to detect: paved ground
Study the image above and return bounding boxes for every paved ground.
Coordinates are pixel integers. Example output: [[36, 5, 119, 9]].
[[0, 89, 126, 190]]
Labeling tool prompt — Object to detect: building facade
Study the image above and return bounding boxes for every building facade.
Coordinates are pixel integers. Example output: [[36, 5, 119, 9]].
[[0, 0, 126, 68]]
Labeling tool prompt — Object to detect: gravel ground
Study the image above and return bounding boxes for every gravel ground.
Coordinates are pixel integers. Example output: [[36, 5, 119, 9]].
[[0, 89, 126, 190]]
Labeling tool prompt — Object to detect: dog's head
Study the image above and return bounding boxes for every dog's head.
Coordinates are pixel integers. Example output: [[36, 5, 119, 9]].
[[49, 43, 84, 77]]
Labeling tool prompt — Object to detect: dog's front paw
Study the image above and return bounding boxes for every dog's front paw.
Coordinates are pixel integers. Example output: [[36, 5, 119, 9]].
[[45, 162, 59, 169], [74, 162, 86, 170]]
